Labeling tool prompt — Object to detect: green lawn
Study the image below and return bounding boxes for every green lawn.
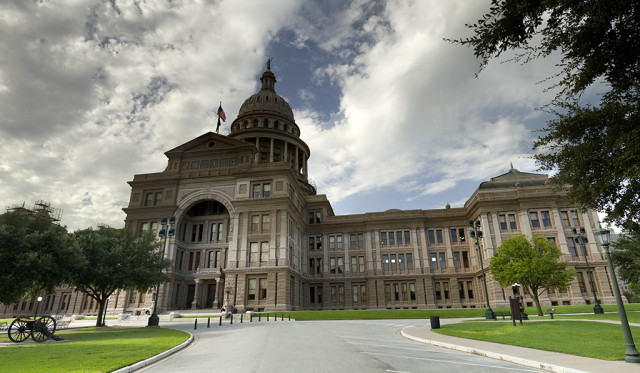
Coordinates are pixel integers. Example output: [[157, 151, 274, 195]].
[[0, 327, 189, 373], [553, 311, 640, 323], [254, 304, 640, 321], [433, 320, 640, 360]]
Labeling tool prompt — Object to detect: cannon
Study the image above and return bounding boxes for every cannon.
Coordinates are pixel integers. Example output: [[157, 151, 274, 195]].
[[7, 316, 61, 343]]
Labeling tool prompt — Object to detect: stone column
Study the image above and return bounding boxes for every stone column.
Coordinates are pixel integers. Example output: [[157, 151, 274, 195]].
[[213, 278, 221, 308], [192, 279, 201, 310], [295, 146, 299, 174], [284, 141, 288, 162], [269, 138, 274, 162]]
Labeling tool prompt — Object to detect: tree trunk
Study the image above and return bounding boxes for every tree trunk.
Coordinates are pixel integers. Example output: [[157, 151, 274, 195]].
[[531, 292, 543, 316], [95, 298, 106, 327]]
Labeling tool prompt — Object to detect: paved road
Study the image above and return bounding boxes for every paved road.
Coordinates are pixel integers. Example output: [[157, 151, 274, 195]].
[[139, 319, 542, 373]]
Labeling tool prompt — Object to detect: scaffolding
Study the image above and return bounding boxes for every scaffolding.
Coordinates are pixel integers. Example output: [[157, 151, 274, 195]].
[[6, 200, 62, 222]]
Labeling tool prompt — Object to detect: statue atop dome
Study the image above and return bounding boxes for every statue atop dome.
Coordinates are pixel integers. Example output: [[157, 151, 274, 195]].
[[266, 57, 273, 70]]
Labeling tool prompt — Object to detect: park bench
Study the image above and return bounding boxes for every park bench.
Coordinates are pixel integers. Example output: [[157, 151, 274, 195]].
[[494, 311, 511, 320], [546, 308, 556, 319]]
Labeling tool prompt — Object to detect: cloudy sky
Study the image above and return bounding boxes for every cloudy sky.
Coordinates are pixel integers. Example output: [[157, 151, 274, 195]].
[[0, 0, 564, 231]]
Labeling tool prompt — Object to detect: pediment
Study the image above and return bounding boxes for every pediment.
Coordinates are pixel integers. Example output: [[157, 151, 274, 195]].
[[165, 132, 255, 157]]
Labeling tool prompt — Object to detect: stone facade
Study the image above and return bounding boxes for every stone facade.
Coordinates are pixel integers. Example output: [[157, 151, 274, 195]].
[[0, 65, 616, 318]]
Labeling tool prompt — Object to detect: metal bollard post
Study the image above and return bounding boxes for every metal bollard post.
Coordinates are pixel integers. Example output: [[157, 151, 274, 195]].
[[207, 317, 210, 328], [194, 319, 198, 330], [282, 313, 284, 321], [250, 313, 253, 322], [275, 313, 277, 321], [219, 316, 222, 326], [267, 314, 269, 321], [240, 314, 243, 323], [288, 314, 290, 321], [230, 314, 233, 325], [259, 313, 261, 321]]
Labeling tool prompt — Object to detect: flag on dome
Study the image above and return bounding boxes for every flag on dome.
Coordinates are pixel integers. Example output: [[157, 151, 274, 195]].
[[217, 103, 226, 122], [216, 102, 226, 133]]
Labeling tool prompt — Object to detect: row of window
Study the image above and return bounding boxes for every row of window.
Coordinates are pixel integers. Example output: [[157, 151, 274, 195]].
[[382, 253, 414, 271], [385, 282, 416, 302], [308, 256, 367, 275], [183, 158, 238, 170], [380, 230, 412, 246], [247, 278, 268, 301], [175, 249, 222, 271], [178, 222, 225, 243], [430, 251, 470, 270], [435, 280, 474, 301], [308, 233, 365, 251]]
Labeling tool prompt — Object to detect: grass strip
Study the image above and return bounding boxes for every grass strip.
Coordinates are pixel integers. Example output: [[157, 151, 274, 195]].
[[433, 320, 640, 360], [0, 327, 189, 373]]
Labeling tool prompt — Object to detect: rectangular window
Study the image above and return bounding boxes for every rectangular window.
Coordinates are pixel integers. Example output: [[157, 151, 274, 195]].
[[467, 280, 474, 299], [217, 223, 223, 241], [251, 215, 259, 232], [261, 215, 270, 232], [352, 285, 359, 303], [453, 252, 461, 269], [390, 254, 397, 271], [439, 252, 446, 269], [443, 282, 450, 299], [359, 256, 365, 272], [436, 230, 443, 244], [578, 272, 588, 293], [250, 242, 259, 263], [561, 211, 570, 227], [336, 235, 343, 249], [310, 286, 315, 303], [458, 228, 466, 242], [308, 210, 322, 224], [431, 253, 438, 269], [459, 281, 465, 299], [188, 252, 194, 270], [508, 214, 517, 230], [380, 232, 387, 246], [330, 257, 336, 274], [450, 229, 458, 243], [383, 254, 389, 271], [248, 279, 256, 300], [428, 230, 435, 244], [358, 234, 364, 248], [568, 238, 578, 257], [331, 287, 337, 303], [253, 184, 261, 199], [308, 237, 315, 251], [329, 235, 335, 249], [570, 210, 580, 226], [316, 258, 322, 275], [350, 234, 357, 248], [530, 212, 540, 228], [361, 285, 367, 303], [462, 251, 470, 268], [395, 231, 402, 245], [435, 283, 441, 300], [406, 253, 413, 270], [197, 223, 204, 242], [351, 256, 357, 273], [541, 211, 551, 227], [309, 258, 316, 275], [402, 283, 408, 301], [498, 214, 507, 231], [259, 278, 267, 300], [394, 284, 400, 301], [388, 232, 395, 246], [210, 223, 217, 241], [260, 242, 269, 262], [337, 257, 344, 273], [398, 254, 405, 270], [409, 283, 416, 300], [385, 284, 391, 301], [263, 183, 271, 197]]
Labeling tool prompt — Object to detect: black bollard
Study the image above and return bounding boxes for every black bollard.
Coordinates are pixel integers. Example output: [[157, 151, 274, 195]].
[[250, 313, 253, 322], [230, 314, 233, 325], [240, 314, 243, 323], [275, 313, 277, 321], [207, 317, 210, 328], [288, 314, 290, 321], [259, 313, 261, 322], [194, 319, 198, 330], [267, 313, 269, 321], [219, 315, 222, 326], [281, 313, 284, 321]]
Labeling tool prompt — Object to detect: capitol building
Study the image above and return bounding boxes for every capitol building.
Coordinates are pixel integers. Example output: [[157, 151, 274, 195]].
[[2, 64, 617, 317]]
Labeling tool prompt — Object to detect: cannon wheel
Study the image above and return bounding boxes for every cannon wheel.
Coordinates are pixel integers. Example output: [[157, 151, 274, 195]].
[[31, 316, 56, 343], [8, 318, 31, 343]]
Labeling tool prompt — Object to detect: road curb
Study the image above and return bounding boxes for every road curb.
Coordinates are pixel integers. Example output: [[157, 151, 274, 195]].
[[400, 327, 588, 373], [112, 332, 195, 373]]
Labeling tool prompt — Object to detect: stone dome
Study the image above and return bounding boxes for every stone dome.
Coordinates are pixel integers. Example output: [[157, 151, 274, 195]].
[[236, 68, 295, 121]]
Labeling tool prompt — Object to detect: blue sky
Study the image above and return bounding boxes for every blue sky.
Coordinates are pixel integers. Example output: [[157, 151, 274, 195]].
[[0, 0, 568, 230]]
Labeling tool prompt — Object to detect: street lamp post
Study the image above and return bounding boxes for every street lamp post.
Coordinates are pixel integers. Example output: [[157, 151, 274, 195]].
[[148, 217, 175, 327], [572, 227, 604, 314], [594, 228, 640, 363], [34, 296, 43, 319], [469, 219, 496, 320]]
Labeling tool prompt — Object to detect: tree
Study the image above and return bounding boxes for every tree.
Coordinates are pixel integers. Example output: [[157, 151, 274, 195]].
[[70, 228, 170, 327], [450, 0, 640, 232], [610, 232, 640, 286], [490, 234, 576, 316], [0, 211, 84, 305]]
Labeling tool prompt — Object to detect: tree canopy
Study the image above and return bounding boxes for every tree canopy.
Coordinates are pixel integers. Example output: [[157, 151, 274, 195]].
[[0, 211, 84, 305], [451, 0, 640, 232], [610, 232, 640, 285], [70, 228, 170, 327], [490, 234, 576, 316]]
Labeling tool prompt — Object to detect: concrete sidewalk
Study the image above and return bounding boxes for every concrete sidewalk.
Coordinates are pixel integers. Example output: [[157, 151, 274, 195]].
[[401, 319, 639, 373]]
